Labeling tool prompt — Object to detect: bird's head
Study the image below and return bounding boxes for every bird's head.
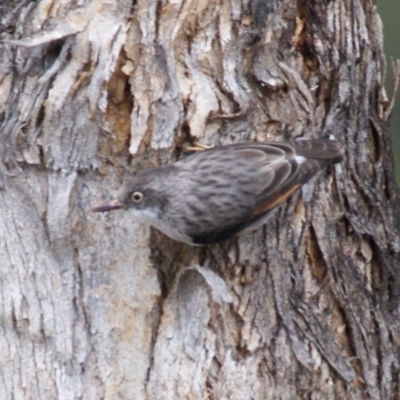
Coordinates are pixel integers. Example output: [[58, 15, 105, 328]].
[[91, 168, 169, 215]]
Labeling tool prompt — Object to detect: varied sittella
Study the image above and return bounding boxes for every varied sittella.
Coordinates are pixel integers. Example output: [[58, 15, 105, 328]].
[[91, 139, 342, 245]]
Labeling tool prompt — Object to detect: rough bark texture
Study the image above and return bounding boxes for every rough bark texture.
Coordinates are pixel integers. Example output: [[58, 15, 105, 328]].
[[1, 0, 399, 399]]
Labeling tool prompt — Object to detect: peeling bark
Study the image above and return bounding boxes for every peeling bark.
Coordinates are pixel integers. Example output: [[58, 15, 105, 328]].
[[0, 0, 399, 399]]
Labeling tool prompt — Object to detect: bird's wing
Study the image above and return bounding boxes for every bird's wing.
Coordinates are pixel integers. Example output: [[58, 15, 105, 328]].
[[227, 140, 342, 221]]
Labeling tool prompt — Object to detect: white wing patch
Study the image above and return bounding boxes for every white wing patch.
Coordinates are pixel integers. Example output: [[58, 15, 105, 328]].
[[294, 155, 307, 164]]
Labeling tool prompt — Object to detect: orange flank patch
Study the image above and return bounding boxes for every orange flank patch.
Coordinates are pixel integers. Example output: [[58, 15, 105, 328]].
[[253, 183, 301, 216]]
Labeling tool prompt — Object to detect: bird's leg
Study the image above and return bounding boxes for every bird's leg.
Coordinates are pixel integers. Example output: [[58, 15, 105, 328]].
[[183, 141, 211, 152]]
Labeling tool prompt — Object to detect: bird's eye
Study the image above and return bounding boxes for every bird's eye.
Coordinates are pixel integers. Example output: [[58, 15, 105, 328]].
[[131, 191, 144, 203]]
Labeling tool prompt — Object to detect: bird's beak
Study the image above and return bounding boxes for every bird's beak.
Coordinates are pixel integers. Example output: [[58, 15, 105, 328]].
[[90, 199, 125, 212]]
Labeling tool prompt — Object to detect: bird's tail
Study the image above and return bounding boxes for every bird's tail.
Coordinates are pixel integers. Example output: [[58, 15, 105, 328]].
[[293, 139, 343, 164]]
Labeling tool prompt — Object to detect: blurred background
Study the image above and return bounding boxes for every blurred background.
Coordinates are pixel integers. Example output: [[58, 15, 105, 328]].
[[377, 1, 400, 184]]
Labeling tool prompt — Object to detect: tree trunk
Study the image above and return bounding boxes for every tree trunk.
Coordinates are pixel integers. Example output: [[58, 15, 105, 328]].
[[1, 1, 399, 399]]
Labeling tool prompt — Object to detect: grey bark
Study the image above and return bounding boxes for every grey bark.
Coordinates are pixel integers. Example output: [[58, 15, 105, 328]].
[[1, 0, 399, 399]]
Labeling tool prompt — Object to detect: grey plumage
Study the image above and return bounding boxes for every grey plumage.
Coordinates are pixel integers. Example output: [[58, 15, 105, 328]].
[[92, 139, 342, 245]]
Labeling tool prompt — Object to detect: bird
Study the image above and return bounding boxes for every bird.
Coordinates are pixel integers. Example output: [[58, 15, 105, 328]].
[[91, 139, 342, 245]]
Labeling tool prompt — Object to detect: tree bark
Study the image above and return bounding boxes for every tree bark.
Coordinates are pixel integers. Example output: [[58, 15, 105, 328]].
[[1, 0, 399, 399]]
